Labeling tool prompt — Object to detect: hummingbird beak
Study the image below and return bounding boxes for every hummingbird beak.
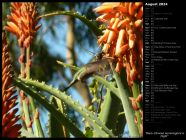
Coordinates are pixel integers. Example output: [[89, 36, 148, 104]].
[[62, 79, 78, 92]]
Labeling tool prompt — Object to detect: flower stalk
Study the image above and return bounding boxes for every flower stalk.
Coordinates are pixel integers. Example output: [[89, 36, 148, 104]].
[[111, 65, 140, 137], [2, 31, 22, 138], [4, 2, 43, 137], [131, 82, 143, 136]]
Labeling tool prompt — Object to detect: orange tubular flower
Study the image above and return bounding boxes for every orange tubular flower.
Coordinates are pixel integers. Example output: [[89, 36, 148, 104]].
[[94, 2, 143, 86], [4, 2, 41, 48], [2, 32, 22, 138]]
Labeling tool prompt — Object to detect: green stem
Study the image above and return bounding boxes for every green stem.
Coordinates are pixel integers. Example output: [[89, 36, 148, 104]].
[[111, 65, 140, 137], [131, 82, 143, 136], [38, 11, 103, 36], [19, 48, 26, 129], [19, 97, 26, 129], [31, 98, 45, 137], [57, 60, 79, 71], [22, 97, 33, 134], [26, 47, 30, 79], [132, 82, 142, 108], [19, 47, 33, 134], [26, 46, 44, 137], [20, 48, 25, 78]]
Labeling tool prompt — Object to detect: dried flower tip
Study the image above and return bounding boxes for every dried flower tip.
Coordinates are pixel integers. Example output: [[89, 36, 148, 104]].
[[21, 114, 25, 121], [130, 68, 137, 81], [134, 115, 138, 124], [115, 57, 123, 73], [129, 97, 139, 110], [34, 108, 39, 119], [27, 120, 33, 128], [29, 60, 32, 67], [25, 97, 30, 105], [136, 94, 143, 102], [19, 90, 25, 100], [115, 62, 122, 73], [18, 54, 25, 63]]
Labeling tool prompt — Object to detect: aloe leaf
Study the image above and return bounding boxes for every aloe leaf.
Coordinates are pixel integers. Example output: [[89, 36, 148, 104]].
[[93, 87, 124, 137], [48, 96, 70, 137], [52, 96, 70, 137], [14, 77, 116, 138], [38, 11, 102, 36], [14, 79, 85, 138], [111, 66, 140, 137]]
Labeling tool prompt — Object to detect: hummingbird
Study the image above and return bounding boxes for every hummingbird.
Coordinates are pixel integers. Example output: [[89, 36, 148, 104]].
[[62, 52, 114, 92]]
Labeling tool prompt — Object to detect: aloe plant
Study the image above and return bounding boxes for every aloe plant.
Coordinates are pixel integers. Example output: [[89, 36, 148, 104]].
[[93, 87, 126, 137], [47, 96, 70, 137], [15, 77, 116, 138], [14, 78, 85, 138], [3, 2, 143, 138]]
